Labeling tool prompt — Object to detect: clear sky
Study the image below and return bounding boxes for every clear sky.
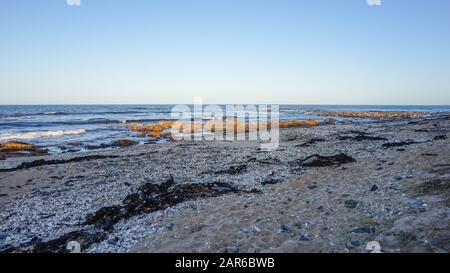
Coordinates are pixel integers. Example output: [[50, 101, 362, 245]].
[[1, 0, 449, 105]]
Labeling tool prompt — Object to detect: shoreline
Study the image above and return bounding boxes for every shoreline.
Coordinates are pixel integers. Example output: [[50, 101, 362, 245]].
[[0, 113, 449, 253]]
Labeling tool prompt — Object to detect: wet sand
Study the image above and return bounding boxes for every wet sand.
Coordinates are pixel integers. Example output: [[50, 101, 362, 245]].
[[0, 114, 449, 253]]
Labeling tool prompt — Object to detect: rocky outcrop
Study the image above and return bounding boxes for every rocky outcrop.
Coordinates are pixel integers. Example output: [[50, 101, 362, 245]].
[[0, 141, 48, 159], [316, 111, 431, 119]]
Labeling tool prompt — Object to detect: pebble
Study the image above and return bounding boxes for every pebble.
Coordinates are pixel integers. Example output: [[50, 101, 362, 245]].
[[351, 226, 375, 234], [250, 226, 261, 233], [351, 238, 361, 246], [298, 234, 310, 241], [165, 223, 174, 231], [344, 199, 359, 208], [370, 184, 378, 191], [223, 247, 239, 253]]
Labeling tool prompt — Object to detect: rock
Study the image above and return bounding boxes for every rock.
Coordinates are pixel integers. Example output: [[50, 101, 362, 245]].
[[366, 241, 382, 253], [351, 226, 376, 234], [222, 247, 239, 253], [112, 139, 138, 147], [216, 164, 247, 175], [66, 241, 81, 253], [300, 153, 356, 167], [280, 224, 294, 235], [0, 154, 5, 160], [307, 182, 318, 189], [339, 133, 387, 142], [261, 177, 283, 186], [297, 138, 325, 147], [239, 227, 251, 233], [250, 226, 261, 233], [165, 223, 174, 231], [382, 141, 419, 148], [298, 234, 310, 241], [344, 199, 359, 209], [85, 143, 112, 150], [0, 141, 38, 152], [433, 135, 447, 140], [370, 184, 378, 191], [350, 238, 361, 247]]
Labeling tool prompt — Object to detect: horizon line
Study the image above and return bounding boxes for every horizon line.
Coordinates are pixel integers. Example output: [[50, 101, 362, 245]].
[[0, 103, 450, 107]]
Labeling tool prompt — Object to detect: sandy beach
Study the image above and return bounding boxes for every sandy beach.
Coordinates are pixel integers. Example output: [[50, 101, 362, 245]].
[[0, 113, 449, 253]]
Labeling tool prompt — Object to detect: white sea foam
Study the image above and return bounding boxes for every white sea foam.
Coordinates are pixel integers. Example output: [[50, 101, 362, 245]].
[[0, 129, 86, 141]]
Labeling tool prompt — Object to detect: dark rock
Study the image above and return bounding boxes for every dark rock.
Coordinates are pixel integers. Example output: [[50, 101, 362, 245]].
[[222, 247, 240, 253], [280, 224, 293, 235], [307, 182, 318, 189], [85, 143, 112, 150], [165, 223, 174, 231], [339, 133, 387, 141], [296, 138, 325, 147], [298, 234, 310, 241], [433, 135, 447, 140], [300, 153, 355, 167], [261, 177, 283, 186], [370, 184, 378, 191], [351, 238, 361, 246], [285, 136, 297, 141], [382, 141, 419, 148], [351, 226, 375, 234], [344, 199, 359, 208], [216, 164, 247, 175], [112, 139, 138, 147]]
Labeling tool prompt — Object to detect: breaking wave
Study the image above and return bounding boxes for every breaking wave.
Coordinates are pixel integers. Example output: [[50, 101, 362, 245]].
[[0, 129, 86, 141]]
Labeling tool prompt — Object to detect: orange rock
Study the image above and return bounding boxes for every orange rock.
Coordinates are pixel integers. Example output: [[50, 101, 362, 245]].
[[0, 141, 38, 152], [112, 139, 138, 147]]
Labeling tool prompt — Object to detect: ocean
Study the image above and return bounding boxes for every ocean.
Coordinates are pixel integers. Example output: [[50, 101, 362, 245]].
[[1, 104, 449, 154]]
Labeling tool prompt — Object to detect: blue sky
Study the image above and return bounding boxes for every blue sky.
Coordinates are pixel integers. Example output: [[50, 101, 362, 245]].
[[1, 0, 449, 105]]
